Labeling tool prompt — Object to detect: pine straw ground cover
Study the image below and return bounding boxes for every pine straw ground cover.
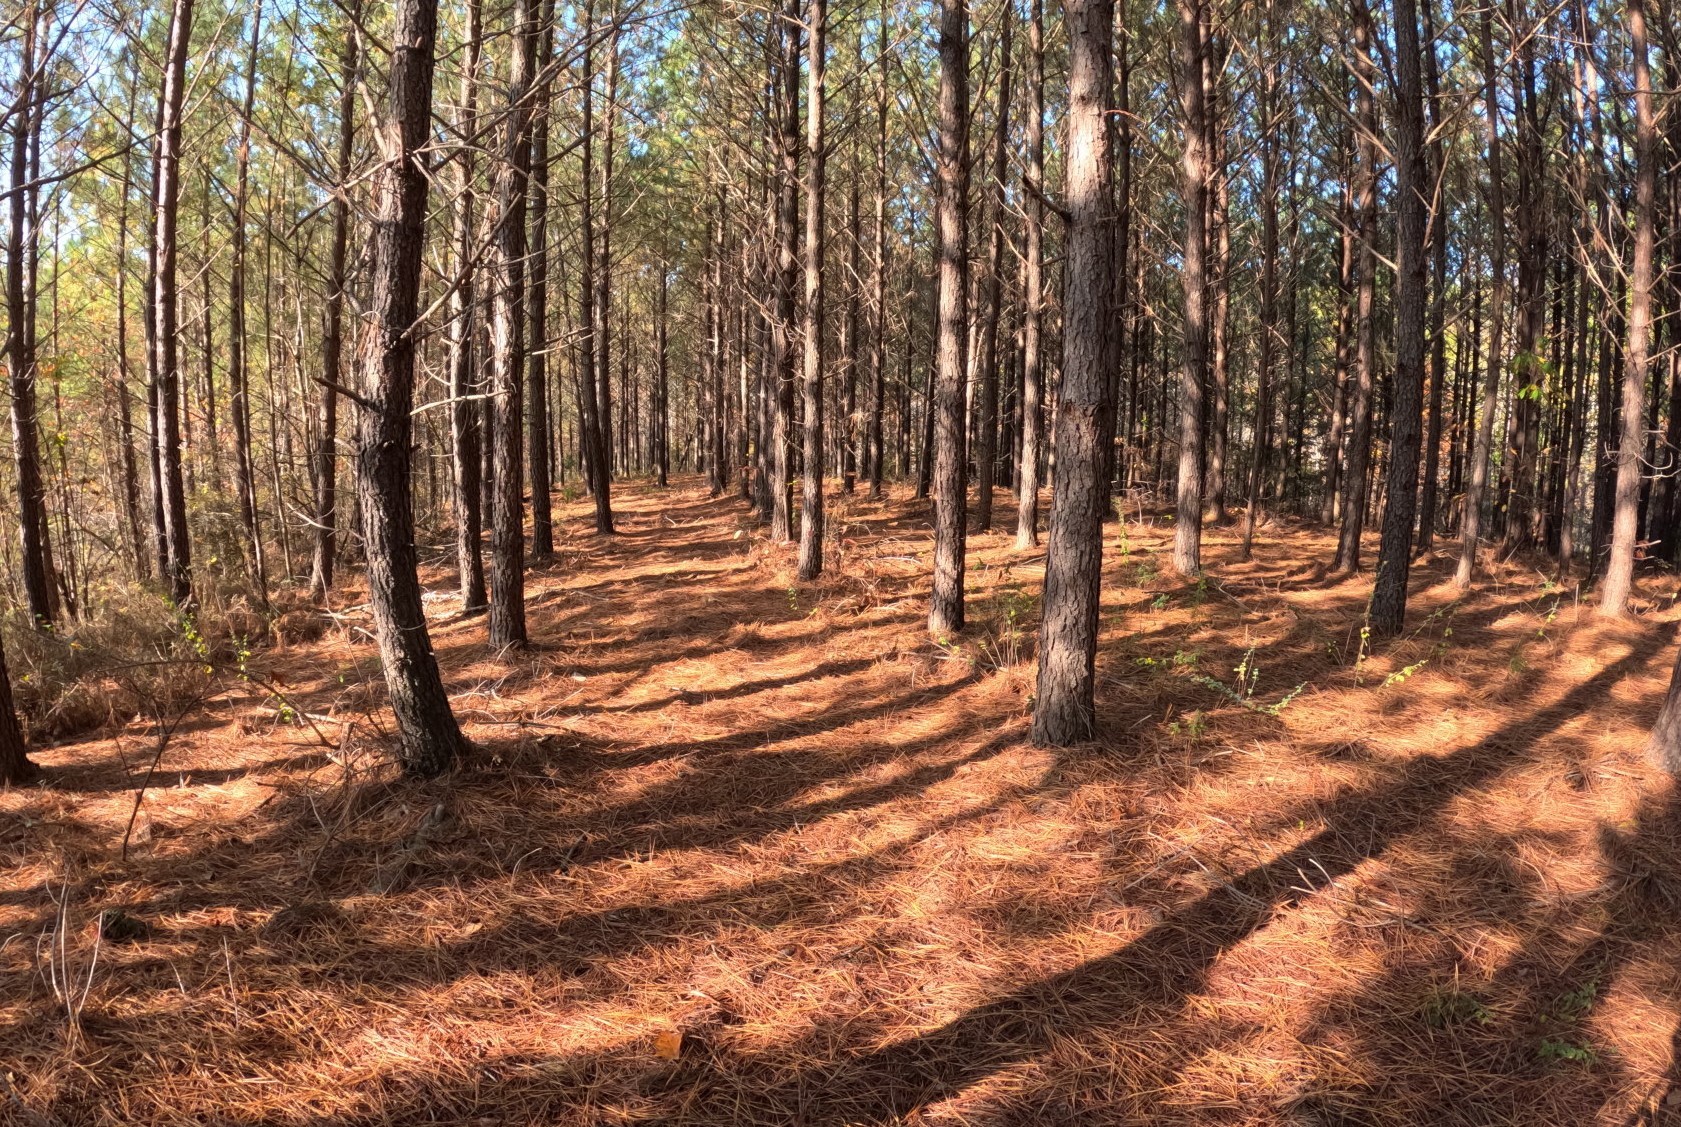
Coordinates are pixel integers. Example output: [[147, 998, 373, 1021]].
[[5, 479, 1681, 1126]]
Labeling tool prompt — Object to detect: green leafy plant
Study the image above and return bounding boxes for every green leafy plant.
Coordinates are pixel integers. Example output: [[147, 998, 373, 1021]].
[[1191, 645, 1308, 716]]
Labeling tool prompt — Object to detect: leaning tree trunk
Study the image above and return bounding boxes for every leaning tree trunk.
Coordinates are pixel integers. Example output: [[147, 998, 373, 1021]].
[[1171, 0, 1208, 576], [928, 0, 970, 636], [1031, 0, 1112, 746], [1602, 0, 1656, 617], [311, 0, 357, 603], [1014, 0, 1045, 548], [796, 0, 828, 581], [1368, 0, 1428, 638], [488, 0, 537, 649], [152, 0, 195, 608], [355, 0, 472, 777]]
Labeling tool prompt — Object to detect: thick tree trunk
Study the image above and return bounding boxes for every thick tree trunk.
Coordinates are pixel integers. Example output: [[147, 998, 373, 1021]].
[[1031, 0, 1112, 746], [488, 0, 538, 649], [355, 0, 471, 777], [1368, 0, 1428, 638], [928, 0, 970, 636], [796, 0, 828, 581]]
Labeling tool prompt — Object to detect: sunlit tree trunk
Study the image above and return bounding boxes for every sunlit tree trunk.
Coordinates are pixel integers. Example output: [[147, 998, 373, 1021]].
[[488, 0, 538, 648], [151, 0, 195, 608], [1602, 0, 1656, 616], [796, 0, 827, 581], [1031, 0, 1112, 745], [311, 1, 357, 603], [1014, 0, 1045, 549], [1171, 0, 1207, 576], [928, 0, 970, 635], [355, 0, 472, 777]]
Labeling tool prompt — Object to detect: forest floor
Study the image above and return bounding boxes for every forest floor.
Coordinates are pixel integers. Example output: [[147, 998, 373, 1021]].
[[5, 478, 1681, 1126]]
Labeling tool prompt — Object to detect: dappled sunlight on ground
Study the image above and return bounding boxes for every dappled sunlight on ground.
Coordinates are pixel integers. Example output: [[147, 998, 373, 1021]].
[[5, 478, 1681, 1125]]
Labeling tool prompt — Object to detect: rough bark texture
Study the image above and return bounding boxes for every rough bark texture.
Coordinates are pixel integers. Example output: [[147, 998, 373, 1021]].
[[796, 0, 827, 582], [975, 4, 1012, 534], [1332, 0, 1377, 576], [1602, 0, 1655, 617], [526, 0, 556, 560], [1014, 0, 1045, 550], [1171, 0, 1207, 576], [1031, 0, 1112, 746], [311, 6, 356, 602], [1454, 3, 1508, 590], [6, 3, 53, 627], [0, 633, 34, 784], [1368, 0, 1428, 638], [488, 0, 537, 649], [770, 0, 799, 543], [232, 0, 269, 606], [355, 0, 472, 777], [928, 0, 970, 637]]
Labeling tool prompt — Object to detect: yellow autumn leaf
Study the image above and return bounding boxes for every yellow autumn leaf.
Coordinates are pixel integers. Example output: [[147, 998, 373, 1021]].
[[653, 1030, 682, 1061]]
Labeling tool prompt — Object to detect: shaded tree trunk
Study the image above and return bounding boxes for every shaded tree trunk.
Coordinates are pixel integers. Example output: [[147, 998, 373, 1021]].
[[1368, 0, 1427, 638]]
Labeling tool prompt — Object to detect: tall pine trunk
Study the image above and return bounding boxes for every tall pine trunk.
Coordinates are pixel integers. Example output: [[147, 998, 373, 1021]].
[[355, 0, 472, 776], [796, 0, 828, 581], [1031, 0, 1112, 745], [928, 0, 970, 635]]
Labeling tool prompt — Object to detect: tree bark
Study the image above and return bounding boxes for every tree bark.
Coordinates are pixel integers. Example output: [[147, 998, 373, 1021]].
[[1171, 0, 1208, 576], [928, 0, 970, 636], [796, 0, 828, 581], [1368, 0, 1428, 638], [975, 2, 1012, 534], [527, 0, 557, 560], [1014, 0, 1045, 549], [355, 0, 472, 777], [311, 0, 357, 603], [1454, 2, 1509, 589], [1601, 0, 1656, 616], [230, 0, 269, 605], [151, 0, 195, 608], [1031, 0, 1112, 746], [488, 0, 538, 648]]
